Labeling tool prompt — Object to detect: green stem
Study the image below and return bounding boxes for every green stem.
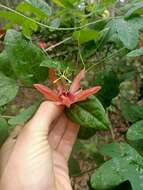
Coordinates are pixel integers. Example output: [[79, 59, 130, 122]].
[[1, 115, 13, 119], [85, 47, 126, 73], [0, 3, 120, 31]]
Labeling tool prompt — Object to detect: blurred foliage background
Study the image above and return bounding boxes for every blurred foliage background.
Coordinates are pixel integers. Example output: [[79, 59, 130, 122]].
[[0, 0, 143, 189]]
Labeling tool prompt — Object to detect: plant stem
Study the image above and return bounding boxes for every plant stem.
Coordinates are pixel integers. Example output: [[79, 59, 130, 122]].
[[85, 47, 126, 73], [45, 37, 72, 51], [1, 115, 13, 119], [109, 124, 115, 141], [72, 166, 97, 177], [0, 3, 120, 31]]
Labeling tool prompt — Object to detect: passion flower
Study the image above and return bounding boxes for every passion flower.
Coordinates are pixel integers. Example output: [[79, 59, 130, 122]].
[[34, 69, 101, 108]]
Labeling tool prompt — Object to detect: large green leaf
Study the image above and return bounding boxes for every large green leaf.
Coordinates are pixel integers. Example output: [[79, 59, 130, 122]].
[[0, 72, 19, 106], [127, 48, 143, 57], [0, 117, 9, 146], [120, 99, 143, 123], [91, 143, 143, 190], [125, 2, 143, 18], [0, 50, 13, 77], [129, 16, 143, 30], [127, 120, 143, 154], [117, 19, 139, 49], [107, 18, 139, 49], [4, 29, 47, 85], [73, 29, 99, 44], [40, 59, 67, 70], [25, 0, 52, 15], [8, 104, 38, 126], [65, 96, 109, 130], [0, 11, 25, 25], [0, 11, 38, 38], [17, 2, 48, 19]]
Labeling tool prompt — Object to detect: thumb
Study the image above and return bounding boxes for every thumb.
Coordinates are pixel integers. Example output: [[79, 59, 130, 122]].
[[25, 101, 64, 134]]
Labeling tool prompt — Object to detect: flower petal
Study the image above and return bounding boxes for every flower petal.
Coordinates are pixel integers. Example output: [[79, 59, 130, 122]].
[[49, 69, 57, 83], [70, 69, 85, 93], [60, 95, 73, 108], [49, 69, 64, 94], [34, 84, 60, 101], [74, 86, 101, 102]]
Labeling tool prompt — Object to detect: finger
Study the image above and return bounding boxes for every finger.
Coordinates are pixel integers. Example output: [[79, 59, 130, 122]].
[[48, 114, 68, 149], [57, 120, 80, 160], [0, 125, 23, 176], [25, 101, 64, 134]]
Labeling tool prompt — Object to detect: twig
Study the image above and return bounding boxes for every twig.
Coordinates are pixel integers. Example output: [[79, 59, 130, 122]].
[[72, 166, 97, 177], [45, 37, 72, 51], [109, 124, 115, 141]]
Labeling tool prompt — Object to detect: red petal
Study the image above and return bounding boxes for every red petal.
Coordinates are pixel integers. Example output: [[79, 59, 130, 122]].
[[60, 95, 73, 108], [70, 69, 85, 93], [34, 84, 60, 101], [74, 86, 101, 102], [49, 69, 57, 83], [49, 69, 63, 94]]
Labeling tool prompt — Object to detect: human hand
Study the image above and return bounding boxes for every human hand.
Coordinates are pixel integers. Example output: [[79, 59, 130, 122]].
[[0, 101, 79, 190]]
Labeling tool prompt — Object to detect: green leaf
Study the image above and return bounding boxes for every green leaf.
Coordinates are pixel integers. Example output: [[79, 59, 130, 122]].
[[50, 18, 61, 28], [107, 18, 139, 49], [127, 120, 143, 154], [0, 117, 9, 146], [25, 0, 52, 15], [116, 19, 139, 50], [73, 29, 100, 44], [0, 72, 19, 106], [125, 2, 143, 18], [65, 96, 109, 130], [0, 51, 13, 77], [127, 48, 143, 57], [0, 11, 38, 38], [99, 142, 134, 158], [8, 104, 38, 126], [40, 59, 67, 70], [129, 16, 143, 30], [100, 0, 117, 7], [22, 20, 38, 39], [0, 11, 25, 25], [91, 143, 143, 190], [120, 99, 143, 123], [4, 29, 47, 85], [52, 0, 78, 8], [17, 1, 49, 19]]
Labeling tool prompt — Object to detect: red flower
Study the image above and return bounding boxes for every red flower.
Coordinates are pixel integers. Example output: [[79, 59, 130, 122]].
[[34, 69, 101, 108], [39, 41, 46, 49]]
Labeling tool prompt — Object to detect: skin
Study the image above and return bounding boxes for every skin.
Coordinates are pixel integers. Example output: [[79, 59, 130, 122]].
[[0, 101, 79, 190]]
